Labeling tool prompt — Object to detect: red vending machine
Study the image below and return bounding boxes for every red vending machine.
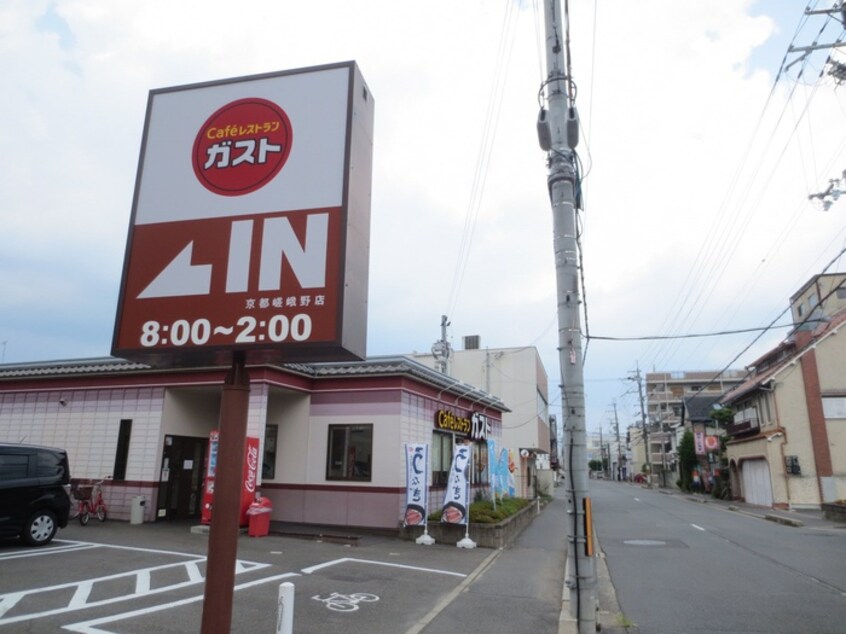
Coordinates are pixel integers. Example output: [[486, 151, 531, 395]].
[[201, 431, 260, 527]]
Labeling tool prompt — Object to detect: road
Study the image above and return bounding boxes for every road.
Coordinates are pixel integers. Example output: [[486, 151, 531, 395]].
[[591, 480, 846, 634]]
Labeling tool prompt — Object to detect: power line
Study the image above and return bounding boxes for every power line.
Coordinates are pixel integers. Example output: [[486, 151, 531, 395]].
[[649, 9, 846, 372], [445, 1, 521, 319], [588, 323, 794, 343], [685, 245, 846, 401]]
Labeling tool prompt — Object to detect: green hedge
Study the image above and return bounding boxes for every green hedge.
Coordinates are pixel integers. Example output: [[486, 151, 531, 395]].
[[427, 497, 531, 524]]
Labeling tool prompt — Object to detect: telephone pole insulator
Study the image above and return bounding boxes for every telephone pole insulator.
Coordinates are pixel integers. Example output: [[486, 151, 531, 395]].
[[809, 170, 846, 211]]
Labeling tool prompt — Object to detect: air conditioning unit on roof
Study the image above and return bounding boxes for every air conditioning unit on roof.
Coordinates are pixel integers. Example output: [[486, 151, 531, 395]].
[[463, 335, 480, 350]]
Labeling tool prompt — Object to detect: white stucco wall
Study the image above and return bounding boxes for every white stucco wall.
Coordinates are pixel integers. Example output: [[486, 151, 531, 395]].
[[0, 387, 165, 482]]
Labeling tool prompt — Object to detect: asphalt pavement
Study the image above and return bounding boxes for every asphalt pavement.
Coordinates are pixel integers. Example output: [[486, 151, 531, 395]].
[[10, 481, 835, 633], [591, 480, 846, 634]]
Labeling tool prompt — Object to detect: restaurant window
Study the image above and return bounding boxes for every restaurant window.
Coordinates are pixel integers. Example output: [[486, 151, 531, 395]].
[[263, 425, 278, 480], [112, 419, 132, 481], [432, 431, 453, 486], [472, 441, 489, 485], [326, 424, 373, 481]]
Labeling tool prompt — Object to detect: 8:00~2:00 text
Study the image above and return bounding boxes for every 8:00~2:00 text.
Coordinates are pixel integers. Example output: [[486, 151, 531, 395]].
[[140, 315, 313, 347]]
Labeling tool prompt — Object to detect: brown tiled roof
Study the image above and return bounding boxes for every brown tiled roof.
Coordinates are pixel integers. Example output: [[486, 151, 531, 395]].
[[722, 307, 846, 405], [0, 355, 509, 412]]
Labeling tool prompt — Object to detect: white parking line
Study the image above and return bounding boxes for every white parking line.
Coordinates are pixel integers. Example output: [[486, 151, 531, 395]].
[[62, 557, 470, 633], [62, 573, 301, 634], [691, 523, 706, 531], [4, 542, 474, 632], [301, 557, 467, 578], [0, 541, 97, 561], [0, 541, 270, 627]]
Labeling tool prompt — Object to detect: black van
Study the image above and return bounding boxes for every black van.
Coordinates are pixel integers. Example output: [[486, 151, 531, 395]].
[[0, 443, 71, 546]]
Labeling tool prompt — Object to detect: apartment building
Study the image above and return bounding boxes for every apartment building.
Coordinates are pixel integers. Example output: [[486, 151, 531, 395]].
[[639, 369, 745, 486]]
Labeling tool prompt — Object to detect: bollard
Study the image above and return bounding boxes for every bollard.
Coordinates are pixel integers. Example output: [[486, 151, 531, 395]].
[[276, 582, 295, 634]]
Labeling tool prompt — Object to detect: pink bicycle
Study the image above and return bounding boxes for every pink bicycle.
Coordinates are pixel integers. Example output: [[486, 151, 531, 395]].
[[70, 478, 108, 525]]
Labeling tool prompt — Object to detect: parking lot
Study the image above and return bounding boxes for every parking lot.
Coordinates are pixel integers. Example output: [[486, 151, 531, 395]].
[[0, 519, 498, 633]]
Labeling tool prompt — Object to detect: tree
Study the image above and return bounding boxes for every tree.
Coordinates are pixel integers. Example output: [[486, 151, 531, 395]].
[[678, 430, 697, 492], [710, 406, 733, 428]]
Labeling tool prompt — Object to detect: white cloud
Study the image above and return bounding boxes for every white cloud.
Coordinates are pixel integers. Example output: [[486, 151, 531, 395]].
[[1, 0, 844, 431]]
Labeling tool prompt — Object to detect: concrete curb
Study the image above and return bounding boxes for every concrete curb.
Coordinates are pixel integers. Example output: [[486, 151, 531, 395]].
[[558, 531, 639, 633], [764, 513, 805, 527], [682, 494, 814, 529]]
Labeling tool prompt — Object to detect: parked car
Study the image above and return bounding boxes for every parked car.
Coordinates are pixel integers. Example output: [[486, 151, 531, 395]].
[[0, 443, 71, 546]]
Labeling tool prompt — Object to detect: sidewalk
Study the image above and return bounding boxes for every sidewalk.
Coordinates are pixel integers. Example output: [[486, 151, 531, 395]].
[[412, 488, 569, 633], [661, 487, 845, 531], [407, 485, 630, 634]]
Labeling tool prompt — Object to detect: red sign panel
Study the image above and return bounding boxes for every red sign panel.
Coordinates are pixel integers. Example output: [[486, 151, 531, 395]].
[[113, 62, 373, 366]]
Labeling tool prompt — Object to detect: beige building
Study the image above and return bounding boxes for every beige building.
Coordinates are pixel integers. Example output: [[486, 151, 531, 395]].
[[411, 338, 552, 498], [722, 273, 846, 509]]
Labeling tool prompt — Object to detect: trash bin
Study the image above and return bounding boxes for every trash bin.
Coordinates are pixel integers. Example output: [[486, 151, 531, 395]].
[[247, 496, 272, 537], [130, 496, 146, 525]]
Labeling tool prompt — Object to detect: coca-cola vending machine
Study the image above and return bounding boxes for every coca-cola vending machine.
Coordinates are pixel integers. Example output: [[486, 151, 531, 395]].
[[201, 431, 260, 526]]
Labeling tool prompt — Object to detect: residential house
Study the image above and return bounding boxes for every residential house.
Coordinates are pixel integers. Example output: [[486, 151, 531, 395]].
[[682, 393, 724, 489], [721, 273, 846, 509]]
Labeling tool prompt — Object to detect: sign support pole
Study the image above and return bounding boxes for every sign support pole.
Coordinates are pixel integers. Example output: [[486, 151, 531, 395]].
[[201, 352, 250, 633]]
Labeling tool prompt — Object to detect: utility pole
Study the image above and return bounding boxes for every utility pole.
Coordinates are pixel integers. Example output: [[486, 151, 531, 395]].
[[432, 315, 452, 375], [613, 402, 622, 481], [630, 363, 651, 485], [599, 426, 604, 476], [784, 1, 846, 72], [539, 1, 596, 631]]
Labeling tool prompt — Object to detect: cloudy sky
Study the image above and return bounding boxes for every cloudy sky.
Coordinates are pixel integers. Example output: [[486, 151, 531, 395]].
[[2, 1, 845, 434]]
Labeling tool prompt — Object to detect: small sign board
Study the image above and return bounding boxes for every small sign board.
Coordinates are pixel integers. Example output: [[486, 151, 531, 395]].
[[113, 62, 373, 366]]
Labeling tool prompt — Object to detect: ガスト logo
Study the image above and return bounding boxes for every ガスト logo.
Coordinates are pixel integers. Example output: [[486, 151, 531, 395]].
[[192, 97, 293, 196]]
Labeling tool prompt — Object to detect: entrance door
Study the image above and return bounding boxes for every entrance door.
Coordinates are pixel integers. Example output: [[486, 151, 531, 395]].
[[157, 435, 206, 520], [741, 458, 774, 507]]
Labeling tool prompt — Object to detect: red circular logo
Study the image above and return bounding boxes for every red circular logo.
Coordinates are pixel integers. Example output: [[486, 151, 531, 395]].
[[192, 98, 293, 196]]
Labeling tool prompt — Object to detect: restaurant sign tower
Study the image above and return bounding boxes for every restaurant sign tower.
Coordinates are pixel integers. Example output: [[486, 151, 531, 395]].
[[113, 61, 373, 366], [112, 62, 374, 633]]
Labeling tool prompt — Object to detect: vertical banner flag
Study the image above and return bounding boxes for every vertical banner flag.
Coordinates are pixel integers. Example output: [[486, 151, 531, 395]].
[[441, 444, 471, 525], [404, 444, 429, 527], [487, 439, 497, 500], [506, 449, 516, 497], [493, 447, 510, 499]]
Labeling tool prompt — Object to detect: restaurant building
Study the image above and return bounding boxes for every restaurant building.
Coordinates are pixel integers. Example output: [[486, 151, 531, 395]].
[[0, 356, 506, 530]]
